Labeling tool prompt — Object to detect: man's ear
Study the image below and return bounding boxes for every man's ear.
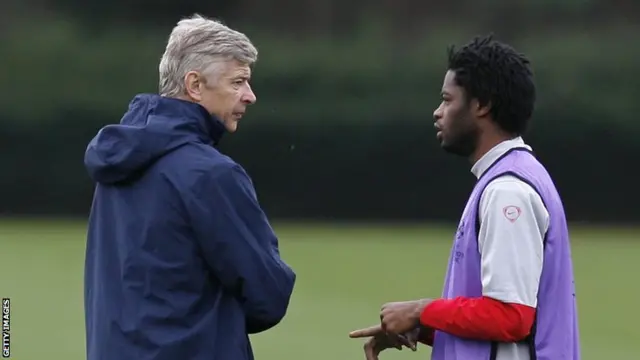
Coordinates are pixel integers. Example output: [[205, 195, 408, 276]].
[[184, 71, 203, 101], [472, 99, 491, 118]]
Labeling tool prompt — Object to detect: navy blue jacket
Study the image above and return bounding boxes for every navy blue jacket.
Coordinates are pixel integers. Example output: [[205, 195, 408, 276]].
[[83, 94, 296, 360]]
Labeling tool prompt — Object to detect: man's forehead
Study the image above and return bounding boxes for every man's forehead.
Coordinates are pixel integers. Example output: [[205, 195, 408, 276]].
[[207, 59, 249, 79], [223, 60, 251, 77], [235, 65, 252, 76], [443, 70, 457, 86], [441, 70, 460, 94]]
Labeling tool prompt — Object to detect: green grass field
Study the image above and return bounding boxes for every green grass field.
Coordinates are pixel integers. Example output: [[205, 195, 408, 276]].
[[1, 219, 639, 359]]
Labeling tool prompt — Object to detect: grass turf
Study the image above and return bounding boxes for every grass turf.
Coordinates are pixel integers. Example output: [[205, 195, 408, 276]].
[[1, 219, 638, 359]]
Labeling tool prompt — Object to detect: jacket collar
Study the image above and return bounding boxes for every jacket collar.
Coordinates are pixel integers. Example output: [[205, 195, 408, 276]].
[[140, 94, 227, 146]]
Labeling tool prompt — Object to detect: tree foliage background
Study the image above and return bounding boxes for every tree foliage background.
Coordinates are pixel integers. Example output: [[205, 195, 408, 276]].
[[2, 0, 639, 223]]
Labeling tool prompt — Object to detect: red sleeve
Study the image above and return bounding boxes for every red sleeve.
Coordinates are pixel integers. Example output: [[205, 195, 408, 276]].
[[419, 296, 535, 342]]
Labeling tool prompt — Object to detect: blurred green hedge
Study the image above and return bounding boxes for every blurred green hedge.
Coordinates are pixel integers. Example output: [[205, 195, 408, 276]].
[[1, 18, 638, 222], [2, 18, 639, 129]]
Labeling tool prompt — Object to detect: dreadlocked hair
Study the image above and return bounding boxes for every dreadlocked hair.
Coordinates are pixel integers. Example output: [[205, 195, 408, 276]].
[[447, 34, 536, 135]]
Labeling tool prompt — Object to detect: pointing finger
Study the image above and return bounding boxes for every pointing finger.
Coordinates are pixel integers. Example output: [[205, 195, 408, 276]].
[[349, 325, 383, 338]]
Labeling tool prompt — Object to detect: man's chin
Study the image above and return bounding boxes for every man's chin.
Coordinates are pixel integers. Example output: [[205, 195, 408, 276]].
[[441, 142, 473, 157], [224, 121, 238, 133]]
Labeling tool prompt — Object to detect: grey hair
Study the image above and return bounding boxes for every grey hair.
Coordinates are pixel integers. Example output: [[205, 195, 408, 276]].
[[158, 14, 258, 97]]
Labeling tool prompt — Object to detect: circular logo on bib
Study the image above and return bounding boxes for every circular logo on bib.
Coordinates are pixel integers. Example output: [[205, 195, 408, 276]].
[[503, 205, 522, 222]]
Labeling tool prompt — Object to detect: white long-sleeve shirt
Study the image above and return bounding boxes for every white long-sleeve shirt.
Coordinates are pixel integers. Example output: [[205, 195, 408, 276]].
[[473, 137, 548, 359]]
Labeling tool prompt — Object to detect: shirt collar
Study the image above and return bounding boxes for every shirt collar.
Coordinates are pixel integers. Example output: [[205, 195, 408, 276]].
[[470, 136, 532, 179]]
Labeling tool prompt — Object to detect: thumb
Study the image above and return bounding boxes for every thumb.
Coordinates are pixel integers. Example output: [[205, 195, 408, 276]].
[[397, 334, 417, 351]]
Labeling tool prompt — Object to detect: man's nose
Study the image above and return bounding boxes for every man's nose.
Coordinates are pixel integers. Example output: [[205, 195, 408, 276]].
[[433, 104, 443, 120], [243, 85, 257, 104]]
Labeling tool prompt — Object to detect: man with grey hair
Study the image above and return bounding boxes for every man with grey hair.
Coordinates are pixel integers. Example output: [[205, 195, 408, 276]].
[[83, 14, 296, 360]]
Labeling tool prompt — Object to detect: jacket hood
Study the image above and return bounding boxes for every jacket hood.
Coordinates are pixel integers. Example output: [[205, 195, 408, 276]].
[[84, 94, 226, 184]]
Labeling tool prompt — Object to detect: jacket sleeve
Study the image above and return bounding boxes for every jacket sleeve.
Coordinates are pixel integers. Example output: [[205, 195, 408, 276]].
[[187, 163, 296, 333]]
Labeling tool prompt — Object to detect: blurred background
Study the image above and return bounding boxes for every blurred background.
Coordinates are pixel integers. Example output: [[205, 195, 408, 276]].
[[1, 0, 639, 359]]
